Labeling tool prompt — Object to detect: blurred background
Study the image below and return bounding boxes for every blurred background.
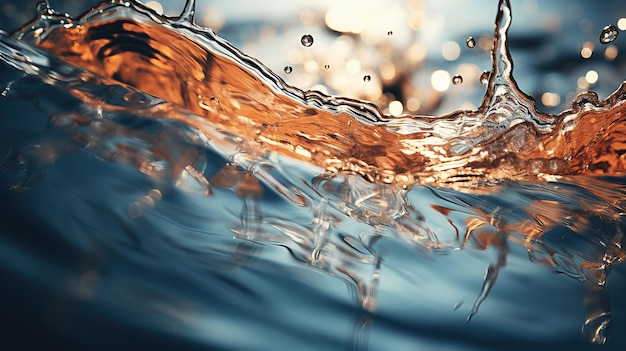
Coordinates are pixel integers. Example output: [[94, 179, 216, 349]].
[[1, 0, 626, 116]]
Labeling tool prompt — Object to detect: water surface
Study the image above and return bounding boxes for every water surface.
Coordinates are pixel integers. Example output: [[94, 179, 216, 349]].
[[1, 1, 626, 350]]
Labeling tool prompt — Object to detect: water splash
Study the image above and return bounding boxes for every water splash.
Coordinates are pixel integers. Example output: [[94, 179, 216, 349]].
[[17, 0, 626, 189], [1, 0, 625, 346]]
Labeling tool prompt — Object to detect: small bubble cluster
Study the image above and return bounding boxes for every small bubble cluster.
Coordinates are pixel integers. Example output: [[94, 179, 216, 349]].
[[301, 34, 314, 47], [599, 25, 619, 44]]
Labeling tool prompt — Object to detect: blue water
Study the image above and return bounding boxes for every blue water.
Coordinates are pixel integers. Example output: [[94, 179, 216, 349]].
[[1, 1, 626, 350]]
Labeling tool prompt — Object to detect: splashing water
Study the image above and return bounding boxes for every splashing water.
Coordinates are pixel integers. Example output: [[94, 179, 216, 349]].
[[1, 0, 626, 349]]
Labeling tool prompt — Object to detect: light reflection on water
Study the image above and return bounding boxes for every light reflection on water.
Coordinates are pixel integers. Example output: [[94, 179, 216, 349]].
[[1, 1, 626, 350]]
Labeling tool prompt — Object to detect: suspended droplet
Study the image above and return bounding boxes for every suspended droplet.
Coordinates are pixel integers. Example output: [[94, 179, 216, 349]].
[[301, 34, 314, 47], [284, 66, 293, 74], [599, 25, 619, 44], [324, 64, 330, 69], [479, 71, 491, 85], [387, 31, 393, 36], [363, 75, 371, 82], [452, 75, 463, 85], [466, 36, 476, 48]]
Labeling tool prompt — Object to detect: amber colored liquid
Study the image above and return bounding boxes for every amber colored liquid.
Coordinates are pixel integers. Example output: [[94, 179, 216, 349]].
[[35, 19, 417, 183], [29, 3, 626, 190]]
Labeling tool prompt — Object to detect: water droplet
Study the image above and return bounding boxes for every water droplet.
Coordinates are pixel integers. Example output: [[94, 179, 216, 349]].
[[599, 25, 619, 44], [363, 75, 371, 82], [324, 64, 330, 69], [301, 34, 314, 47], [480, 71, 491, 85], [466, 36, 476, 48], [452, 75, 463, 85], [284, 66, 293, 74], [387, 31, 393, 36]]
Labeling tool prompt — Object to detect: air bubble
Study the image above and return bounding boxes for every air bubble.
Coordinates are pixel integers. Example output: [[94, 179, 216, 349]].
[[324, 64, 330, 69], [387, 31, 393, 36], [599, 25, 619, 44], [452, 75, 463, 85], [480, 71, 491, 85], [466, 36, 476, 48], [301, 34, 314, 47], [363, 75, 371, 82], [284, 66, 293, 74]]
